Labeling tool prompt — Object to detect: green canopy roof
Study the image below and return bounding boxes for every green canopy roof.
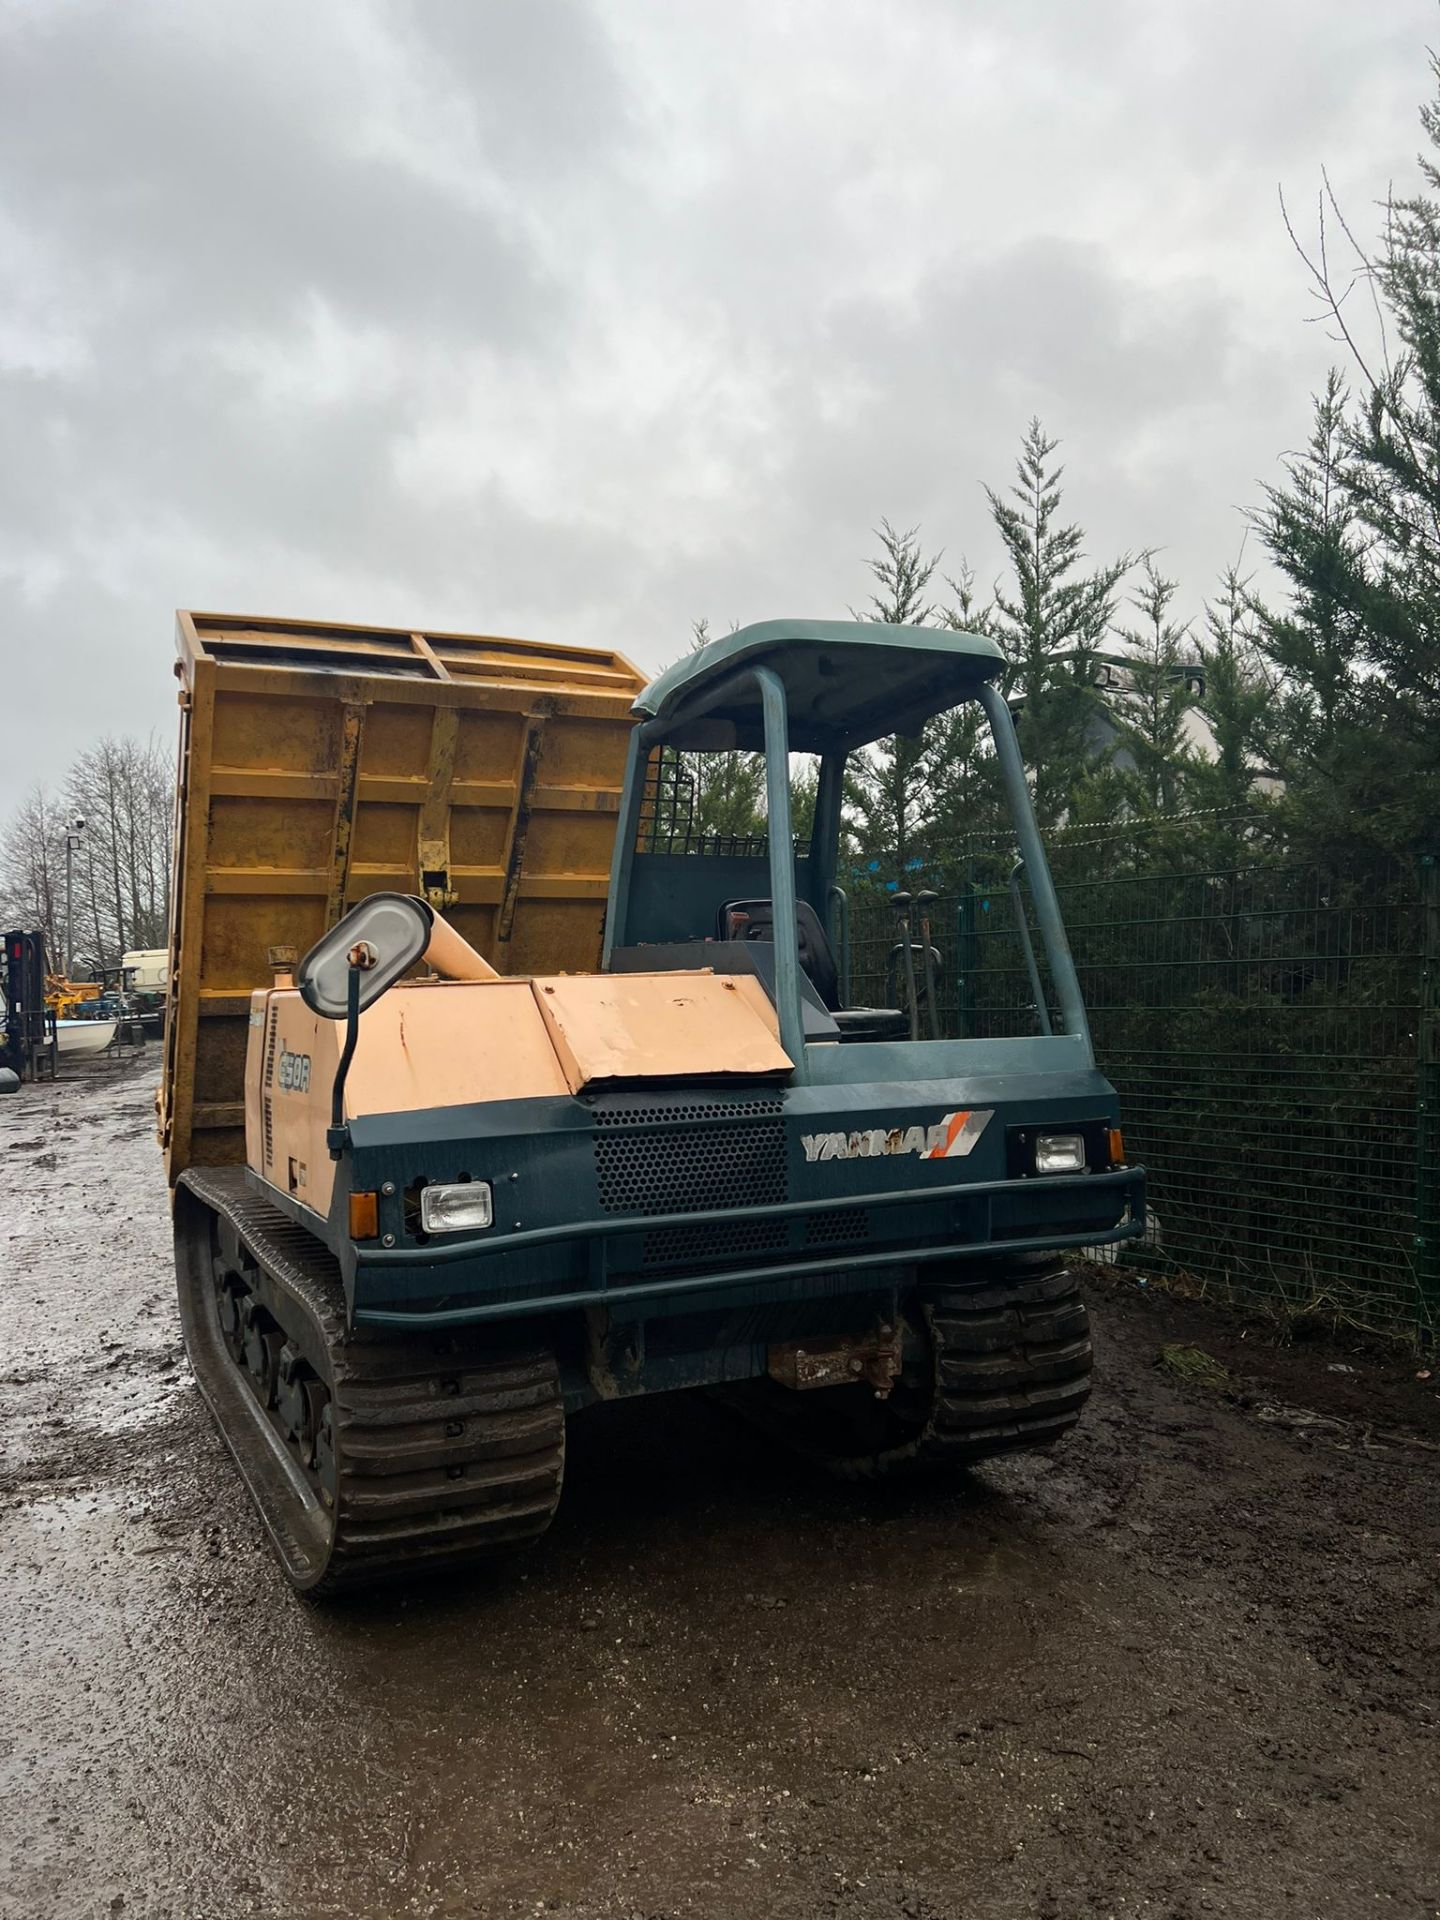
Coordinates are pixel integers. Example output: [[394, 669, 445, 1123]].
[[634, 618, 1005, 753]]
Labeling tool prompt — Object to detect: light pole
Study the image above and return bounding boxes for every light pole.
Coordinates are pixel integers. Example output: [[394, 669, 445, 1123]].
[[64, 817, 85, 979]]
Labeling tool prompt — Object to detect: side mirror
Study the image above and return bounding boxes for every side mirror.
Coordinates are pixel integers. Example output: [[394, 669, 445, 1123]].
[[298, 893, 434, 1020]]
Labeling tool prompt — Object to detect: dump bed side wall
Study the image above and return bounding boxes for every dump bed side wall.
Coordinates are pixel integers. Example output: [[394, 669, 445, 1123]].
[[161, 611, 646, 1180]]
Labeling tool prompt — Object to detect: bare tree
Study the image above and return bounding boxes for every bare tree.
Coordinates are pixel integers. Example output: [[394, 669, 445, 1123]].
[[0, 735, 172, 976], [64, 735, 173, 968], [0, 785, 63, 960]]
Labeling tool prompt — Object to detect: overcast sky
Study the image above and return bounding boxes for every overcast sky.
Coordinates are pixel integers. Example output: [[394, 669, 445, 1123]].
[[0, 0, 1432, 818]]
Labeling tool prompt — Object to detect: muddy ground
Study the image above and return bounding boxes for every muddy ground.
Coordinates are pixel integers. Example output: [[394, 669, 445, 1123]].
[[1, 1059, 1437, 1920]]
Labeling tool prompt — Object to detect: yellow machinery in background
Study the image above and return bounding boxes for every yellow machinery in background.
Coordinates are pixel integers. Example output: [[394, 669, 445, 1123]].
[[46, 976, 101, 1018]]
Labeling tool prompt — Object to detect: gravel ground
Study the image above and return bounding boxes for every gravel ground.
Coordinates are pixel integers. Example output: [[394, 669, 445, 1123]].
[[1, 1058, 1438, 1920]]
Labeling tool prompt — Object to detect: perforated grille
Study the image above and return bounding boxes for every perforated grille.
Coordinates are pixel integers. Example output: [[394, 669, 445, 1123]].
[[643, 1216, 787, 1269], [806, 1208, 869, 1248], [594, 1120, 787, 1216], [592, 1094, 784, 1127]]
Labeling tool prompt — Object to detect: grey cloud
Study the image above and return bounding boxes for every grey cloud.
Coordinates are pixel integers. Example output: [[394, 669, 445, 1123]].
[[396, 0, 637, 178], [0, 1, 555, 346], [0, 0, 1434, 821]]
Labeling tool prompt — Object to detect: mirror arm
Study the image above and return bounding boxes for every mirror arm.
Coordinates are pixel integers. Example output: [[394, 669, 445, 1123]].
[[326, 963, 362, 1159]]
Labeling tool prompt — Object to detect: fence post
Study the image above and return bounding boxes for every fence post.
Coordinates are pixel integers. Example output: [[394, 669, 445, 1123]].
[[955, 880, 978, 1038], [1416, 851, 1440, 1332]]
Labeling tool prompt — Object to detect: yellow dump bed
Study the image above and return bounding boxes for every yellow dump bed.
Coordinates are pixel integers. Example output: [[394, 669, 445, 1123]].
[[161, 610, 647, 1180]]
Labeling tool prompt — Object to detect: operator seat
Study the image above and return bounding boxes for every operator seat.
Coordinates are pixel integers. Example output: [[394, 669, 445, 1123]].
[[718, 899, 909, 1042]]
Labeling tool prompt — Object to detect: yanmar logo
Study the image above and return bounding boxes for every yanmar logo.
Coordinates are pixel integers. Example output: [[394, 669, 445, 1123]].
[[801, 1109, 992, 1163]]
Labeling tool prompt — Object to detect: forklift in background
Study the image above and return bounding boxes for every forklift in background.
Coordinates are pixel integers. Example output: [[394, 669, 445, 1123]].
[[2, 930, 57, 1084]]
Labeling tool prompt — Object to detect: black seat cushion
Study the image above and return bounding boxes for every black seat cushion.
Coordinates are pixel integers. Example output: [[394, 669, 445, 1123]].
[[833, 1005, 910, 1042], [719, 898, 840, 1006], [718, 898, 909, 1041]]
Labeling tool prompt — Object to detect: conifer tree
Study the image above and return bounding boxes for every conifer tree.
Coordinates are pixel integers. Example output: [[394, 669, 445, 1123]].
[[1114, 558, 1198, 815], [1268, 54, 1440, 849], [1193, 562, 1271, 814], [986, 419, 1130, 826], [844, 520, 941, 873], [926, 560, 1006, 856], [1250, 372, 1369, 786], [1344, 62, 1440, 770], [683, 618, 767, 838]]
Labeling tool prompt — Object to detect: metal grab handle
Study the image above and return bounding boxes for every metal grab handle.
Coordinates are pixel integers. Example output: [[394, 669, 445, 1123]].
[[915, 888, 942, 1040], [977, 680, 1090, 1052], [890, 891, 922, 1041], [827, 884, 851, 1007], [1008, 861, 1053, 1037]]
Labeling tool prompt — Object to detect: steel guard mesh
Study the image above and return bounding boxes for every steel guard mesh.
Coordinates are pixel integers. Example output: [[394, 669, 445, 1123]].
[[593, 1098, 788, 1218]]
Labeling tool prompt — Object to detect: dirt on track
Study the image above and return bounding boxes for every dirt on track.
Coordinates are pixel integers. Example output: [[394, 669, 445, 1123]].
[[1, 1059, 1438, 1920]]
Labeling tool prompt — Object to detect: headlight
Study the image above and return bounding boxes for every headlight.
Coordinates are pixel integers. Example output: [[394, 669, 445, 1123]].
[[419, 1180, 494, 1233], [1034, 1132, 1087, 1175]]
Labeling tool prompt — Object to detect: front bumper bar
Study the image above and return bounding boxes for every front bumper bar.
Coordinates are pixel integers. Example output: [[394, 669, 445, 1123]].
[[350, 1164, 1147, 1328]]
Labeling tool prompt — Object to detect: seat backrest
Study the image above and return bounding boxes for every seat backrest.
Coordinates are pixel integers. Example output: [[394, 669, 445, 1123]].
[[717, 898, 841, 1010]]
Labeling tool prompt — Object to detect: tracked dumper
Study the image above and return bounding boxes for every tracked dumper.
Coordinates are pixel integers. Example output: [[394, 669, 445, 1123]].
[[163, 611, 1144, 1593]]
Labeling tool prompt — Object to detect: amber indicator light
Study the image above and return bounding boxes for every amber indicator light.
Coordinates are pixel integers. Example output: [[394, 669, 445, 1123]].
[[349, 1190, 379, 1239]]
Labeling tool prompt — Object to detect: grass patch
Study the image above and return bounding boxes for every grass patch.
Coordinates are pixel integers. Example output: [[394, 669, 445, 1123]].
[[1157, 1343, 1231, 1390]]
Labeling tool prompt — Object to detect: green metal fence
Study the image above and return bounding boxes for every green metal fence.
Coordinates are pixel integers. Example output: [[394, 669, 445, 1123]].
[[844, 824, 1438, 1343]]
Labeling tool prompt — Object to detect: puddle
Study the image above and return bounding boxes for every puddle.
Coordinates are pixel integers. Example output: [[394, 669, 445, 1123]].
[[18, 1485, 129, 1534]]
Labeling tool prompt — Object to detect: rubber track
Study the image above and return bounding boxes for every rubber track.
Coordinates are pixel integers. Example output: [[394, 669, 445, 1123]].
[[922, 1264, 1093, 1464], [176, 1168, 564, 1595]]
